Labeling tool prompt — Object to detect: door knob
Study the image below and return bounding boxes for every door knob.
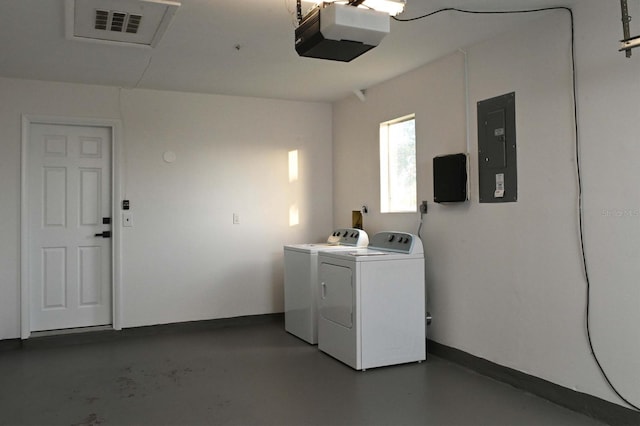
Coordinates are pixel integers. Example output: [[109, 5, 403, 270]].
[[94, 231, 111, 238]]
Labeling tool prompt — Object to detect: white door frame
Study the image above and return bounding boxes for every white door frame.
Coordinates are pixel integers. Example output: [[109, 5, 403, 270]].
[[21, 115, 123, 339]]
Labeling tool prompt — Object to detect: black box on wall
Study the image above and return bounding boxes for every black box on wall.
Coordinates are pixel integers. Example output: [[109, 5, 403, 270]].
[[433, 153, 468, 203]]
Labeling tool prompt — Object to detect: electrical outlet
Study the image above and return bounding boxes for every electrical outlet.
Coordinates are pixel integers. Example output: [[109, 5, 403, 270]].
[[420, 201, 428, 214], [233, 213, 240, 224]]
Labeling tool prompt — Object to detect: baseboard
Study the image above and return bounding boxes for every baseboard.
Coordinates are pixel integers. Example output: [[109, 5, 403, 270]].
[[10, 313, 284, 350], [0, 338, 21, 352], [428, 339, 640, 426]]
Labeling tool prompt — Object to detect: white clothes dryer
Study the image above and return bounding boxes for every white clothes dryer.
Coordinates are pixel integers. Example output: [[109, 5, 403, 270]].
[[284, 228, 369, 344], [317, 231, 425, 370]]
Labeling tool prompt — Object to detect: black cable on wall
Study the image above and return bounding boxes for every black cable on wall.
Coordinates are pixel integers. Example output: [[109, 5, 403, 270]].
[[393, 5, 639, 411]]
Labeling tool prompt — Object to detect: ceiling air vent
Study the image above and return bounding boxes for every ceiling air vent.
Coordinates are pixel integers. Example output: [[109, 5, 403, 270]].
[[94, 9, 143, 34], [66, 0, 180, 47]]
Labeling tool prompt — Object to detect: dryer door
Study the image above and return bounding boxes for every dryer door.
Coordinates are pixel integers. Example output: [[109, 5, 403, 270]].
[[318, 262, 353, 328]]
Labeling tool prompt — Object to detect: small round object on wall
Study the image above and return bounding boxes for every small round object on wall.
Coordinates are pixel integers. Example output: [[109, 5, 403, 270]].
[[163, 151, 177, 163]]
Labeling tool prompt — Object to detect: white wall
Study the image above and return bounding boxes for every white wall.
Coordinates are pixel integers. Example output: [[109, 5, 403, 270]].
[[573, 0, 640, 406], [118, 89, 333, 326], [0, 78, 333, 339], [332, 0, 640, 408]]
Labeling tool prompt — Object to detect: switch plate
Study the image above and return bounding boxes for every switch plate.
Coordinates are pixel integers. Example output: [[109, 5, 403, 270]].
[[123, 212, 133, 227], [233, 213, 240, 225]]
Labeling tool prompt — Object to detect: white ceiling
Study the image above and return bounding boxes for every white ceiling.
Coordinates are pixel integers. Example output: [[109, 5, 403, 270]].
[[0, 0, 577, 103]]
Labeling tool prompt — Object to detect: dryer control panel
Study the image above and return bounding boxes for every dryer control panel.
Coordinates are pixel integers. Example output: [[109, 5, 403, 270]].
[[326, 228, 369, 247], [368, 232, 423, 254]]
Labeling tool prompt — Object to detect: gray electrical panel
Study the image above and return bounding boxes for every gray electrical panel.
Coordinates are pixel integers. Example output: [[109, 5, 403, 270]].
[[478, 92, 517, 203]]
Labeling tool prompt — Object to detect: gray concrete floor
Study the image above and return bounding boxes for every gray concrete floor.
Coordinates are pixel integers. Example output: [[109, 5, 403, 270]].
[[0, 319, 606, 426]]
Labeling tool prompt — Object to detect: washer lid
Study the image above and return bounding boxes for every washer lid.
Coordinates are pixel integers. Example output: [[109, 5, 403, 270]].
[[284, 243, 365, 254], [319, 249, 423, 262], [284, 228, 370, 253], [346, 249, 389, 256]]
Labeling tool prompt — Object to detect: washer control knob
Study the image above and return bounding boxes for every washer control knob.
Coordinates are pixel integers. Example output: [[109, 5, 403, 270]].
[[388, 234, 395, 242]]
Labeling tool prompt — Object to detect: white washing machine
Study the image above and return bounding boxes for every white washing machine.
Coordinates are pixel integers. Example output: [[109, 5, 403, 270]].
[[284, 228, 369, 344], [317, 231, 425, 370]]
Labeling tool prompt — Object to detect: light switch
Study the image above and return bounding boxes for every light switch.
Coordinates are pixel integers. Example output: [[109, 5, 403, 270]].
[[123, 212, 133, 227]]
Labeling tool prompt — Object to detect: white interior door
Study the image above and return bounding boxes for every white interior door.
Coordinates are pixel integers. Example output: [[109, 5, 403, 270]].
[[27, 123, 112, 332]]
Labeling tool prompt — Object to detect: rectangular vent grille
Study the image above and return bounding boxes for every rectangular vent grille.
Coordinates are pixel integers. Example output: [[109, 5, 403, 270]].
[[94, 9, 142, 34], [126, 14, 142, 33], [95, 10, 108, 30]]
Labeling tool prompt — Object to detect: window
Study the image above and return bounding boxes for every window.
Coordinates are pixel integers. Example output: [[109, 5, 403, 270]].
[[380, 114, 416, 213]]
